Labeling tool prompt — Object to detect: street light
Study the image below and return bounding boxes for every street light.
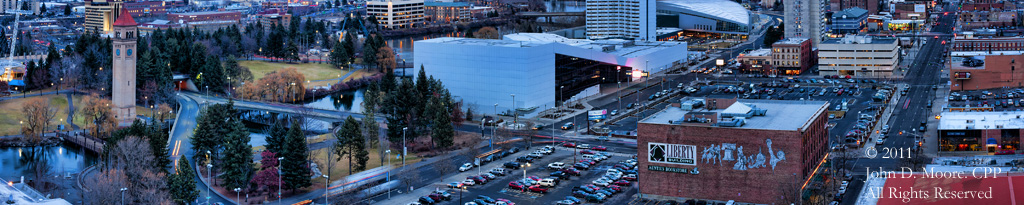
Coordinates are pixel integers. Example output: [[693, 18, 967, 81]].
[[492, 103, 498, 150], [511, 94, 516, 129], [278, 157, 284, 205], [119, 187, 127, 205], [402, 127, 407, 166], [234, 188, 241, 205], [206, 163, 212, 205], [322, 175, 329, 204], [385, 150, 392, 199]]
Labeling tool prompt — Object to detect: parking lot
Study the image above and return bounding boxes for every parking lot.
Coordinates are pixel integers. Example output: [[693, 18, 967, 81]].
[[948, 88, 1024, 111], [424, 145, 639, 205]]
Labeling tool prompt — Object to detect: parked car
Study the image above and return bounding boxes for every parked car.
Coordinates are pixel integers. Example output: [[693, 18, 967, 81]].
[[490, 168, 507, 176], [508, 181, 525, 190], [612, 180, 631, 186], [527, 185, 549, 193], [477, 195, 497, 204], [547, 162, 566, 170], [448, 182, 463, 189], [562, 142, 577, 148], [591, 146, 607, 151], [550, 171, 570, 180], [516, 156, 534, 163], [577, 144, 591, 149], [418, 196, 436, 204]]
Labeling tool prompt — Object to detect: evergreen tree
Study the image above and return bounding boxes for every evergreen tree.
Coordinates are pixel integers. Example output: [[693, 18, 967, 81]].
[[386, 78, 416, 143], [147, 121, 172, 172], [334, 116, 358, 175], [329, 42, 350, 69], [218, 118, 253, 191], [465, 107, 474, 122], [168, 158, 199, 205], [190, 102, 236, 163], [64, 4, 71, 16], [265, 121, 288, 154], [343, 29, 356, 62], [361, 34, 378, 67], [430, 93, 455, 149], [39, 4, 46, 15], [280, 119, 311, 191]]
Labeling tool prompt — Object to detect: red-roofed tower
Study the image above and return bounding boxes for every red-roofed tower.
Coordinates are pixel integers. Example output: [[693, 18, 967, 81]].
[[112, 7, 137, 123]]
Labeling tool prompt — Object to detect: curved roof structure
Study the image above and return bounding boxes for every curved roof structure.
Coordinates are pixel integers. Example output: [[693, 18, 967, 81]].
[[657, 0, 750, 25]]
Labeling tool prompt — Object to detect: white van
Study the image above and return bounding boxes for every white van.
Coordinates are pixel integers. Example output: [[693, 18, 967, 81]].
[[539, 178, 557, 187], [582, 154, 596, 160]]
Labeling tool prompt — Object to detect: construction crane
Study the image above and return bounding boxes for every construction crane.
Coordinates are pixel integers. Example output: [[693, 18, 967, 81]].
[[2, 0, 33, 82]]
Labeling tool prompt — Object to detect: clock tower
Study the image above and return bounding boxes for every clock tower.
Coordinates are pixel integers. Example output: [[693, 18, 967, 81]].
[[111, 7, 137, 123]]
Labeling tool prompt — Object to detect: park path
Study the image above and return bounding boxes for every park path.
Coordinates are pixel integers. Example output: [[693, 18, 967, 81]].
[[65, 92, 79, 129]]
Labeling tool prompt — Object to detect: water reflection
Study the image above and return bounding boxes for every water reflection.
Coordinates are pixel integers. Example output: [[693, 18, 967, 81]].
[[1, 144, 97, 180], [303, 88, 366, 113]]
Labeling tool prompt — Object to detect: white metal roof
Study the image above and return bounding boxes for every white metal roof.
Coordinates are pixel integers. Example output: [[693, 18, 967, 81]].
[[939, 111, 1024, 130], [657, 0, 750, 25], [642, 100, 828, 131]]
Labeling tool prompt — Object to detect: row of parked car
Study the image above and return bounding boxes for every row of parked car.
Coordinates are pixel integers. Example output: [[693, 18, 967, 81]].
[[458, 147, 523, 172], [558, 158, 639, 204]]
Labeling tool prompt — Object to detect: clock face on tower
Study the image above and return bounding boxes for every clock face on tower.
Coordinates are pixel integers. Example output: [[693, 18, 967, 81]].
[[127, 49, 132, 56], [116, 49, 120, 56]]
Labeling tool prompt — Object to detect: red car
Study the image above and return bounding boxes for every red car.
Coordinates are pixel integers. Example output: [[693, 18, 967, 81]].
[[591, 146, 607, 151], [561, 168, 581, 176], [579, 160, 597, 165], [606, 185, 622, 192], [527, 185, 549, 193], [580, 150, 595, 155], [508, 181, 525, 190], [562, 142, 577, 148], [528, 176, 542, 182], [995, 150, 1016, 155], [497, 199, 515, 205], [612, 180, 631, 186], [621, 175, 637, 181]]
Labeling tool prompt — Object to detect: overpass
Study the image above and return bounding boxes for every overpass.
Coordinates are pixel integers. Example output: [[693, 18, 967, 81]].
[[517, 12, 585, 17], [180, 92, 383, 122]]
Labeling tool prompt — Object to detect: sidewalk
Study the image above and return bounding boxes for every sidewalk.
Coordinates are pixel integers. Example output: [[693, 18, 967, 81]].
[[854, 83, 906, 156]]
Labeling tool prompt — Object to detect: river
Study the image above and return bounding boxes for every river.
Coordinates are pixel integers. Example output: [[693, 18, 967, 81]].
[[0, 144, 98, 181]]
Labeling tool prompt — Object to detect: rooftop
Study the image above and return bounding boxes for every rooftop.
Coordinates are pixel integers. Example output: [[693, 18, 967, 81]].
[[938, 110, 1024, 130], [169, 11, 241, 16], [112, 7, 137, 26], [657, 0, 750, 25], [420, 33, 686, 58], [833, 7, 869, 19], [742, 48, 772, 57], [773, 38, 808, 45], [424, 2, 470, 7], [641, 99, 828, 131], [821, 35, 897, 44]]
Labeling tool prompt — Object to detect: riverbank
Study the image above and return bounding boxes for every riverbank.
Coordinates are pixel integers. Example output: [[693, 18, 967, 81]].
[[0, 135, 61, 147]]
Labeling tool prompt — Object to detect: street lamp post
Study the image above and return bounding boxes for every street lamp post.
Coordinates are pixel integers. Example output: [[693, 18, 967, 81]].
[[234, 188, 241, 205], [385, 150, 392, 199], [402, 127, 407, 166], [511, 94, 516, 130], [492, 103, 497, 150], [323, 175, 329, 204], [206, 163, 212, 205], [119, 187, 127, 205], [278, 157, 284, 205]]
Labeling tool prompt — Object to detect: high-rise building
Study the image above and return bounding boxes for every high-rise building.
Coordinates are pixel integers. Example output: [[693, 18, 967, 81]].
[[818, 35, 899, 77], [784, 0, 826, 47], [1, 0, 17, 13], [585, 0, 656, 40], [828, 0, 879, 15], [111, 7, 137, 123], [366, 0, 425, 29], [85, 0, 125, 33]]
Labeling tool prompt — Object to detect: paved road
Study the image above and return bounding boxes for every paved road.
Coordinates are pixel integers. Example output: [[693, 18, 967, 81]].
[[168, 93, 231, 205]]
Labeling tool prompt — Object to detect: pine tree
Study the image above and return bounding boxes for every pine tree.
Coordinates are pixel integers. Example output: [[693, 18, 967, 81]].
[[430, 93, 455, 149], [218, 118, 253, 191], [281, 119, 311, 191], [465, 107, 474, 122], [265, 121, 287, 154], [334, 116, 358, 175], [168, 158, 199, 205], [63, 5, 71, 16], [148, 122, 172, 172], [329, 42, 349, 69]]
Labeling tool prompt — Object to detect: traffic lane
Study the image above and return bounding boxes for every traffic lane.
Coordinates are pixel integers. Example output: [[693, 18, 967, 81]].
[[839, 175, 866, 205]]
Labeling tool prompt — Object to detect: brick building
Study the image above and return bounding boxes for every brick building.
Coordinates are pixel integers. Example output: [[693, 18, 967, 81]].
[[637, 98, 830, 204], [950, 36, 1024, 54], [771, 38, 813, 75], [424, 2, 470, 23], [168, 11, 242, 23], [827, 0, 878, 15], [950, 54, 1024, 91], [122, 1, 171, 18], [737, 48, 774, 75], [938, 111, 1024, 153]]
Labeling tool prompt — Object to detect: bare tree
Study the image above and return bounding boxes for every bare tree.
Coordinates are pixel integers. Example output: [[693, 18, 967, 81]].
[[94, 136, 171, 204], [397, 169, 421, 193], [21, 97, 58, 144], [431, 159, 455, 183], [473, 27, 500, 39]]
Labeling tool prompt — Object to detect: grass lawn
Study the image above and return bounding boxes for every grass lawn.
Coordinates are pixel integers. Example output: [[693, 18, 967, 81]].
[[343, 69, 376, 82], [239, 61, 346, 82], [310, 146, 421, 182], [0, 94, 84, 135]]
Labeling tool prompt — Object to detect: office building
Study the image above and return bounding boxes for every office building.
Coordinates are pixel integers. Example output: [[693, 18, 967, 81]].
[[772, 38, 813, 75], [85, 0, 125, 33], [655, 0, 753, 36], [414, 33, 687, 112], [586, 0, 656, 40], [366, 0, 425, 29], [828, 0, 878, 14], [784, 0, 826, 47], [424, 2, 470, 23], [637, 98, 830, 204], [168, 11, 242, 23], [818, 35, 899, 77], [831, 7, 869, 34]]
